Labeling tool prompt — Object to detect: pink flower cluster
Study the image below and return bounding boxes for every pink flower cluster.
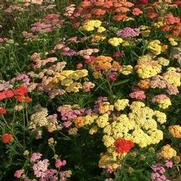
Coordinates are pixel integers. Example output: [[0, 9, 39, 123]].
[[0, 81, 12, 91], [14, 169, 24, 178], [22, 31, 38, 40], [52, 43, 77, 57], [0, 37, 8, 44], [117, 27, 140, 38], [77, 48, 99, 59], [107, 72, 117, 81], [31, 13, 63, 33], [15, 152, 71, 181], [152, 94, 169, 103], [55, 159, 66, 168], [31, 52, 57, 69], [57, 105, 85, 128], [33, 159, 50, 178], [129, 89, 146, 100], [83, 81, 95, 92], [30, 152, 42, 162], [151, 160, 173, 181], [150, 75, 179, 95], [12, 73, 30, 86]]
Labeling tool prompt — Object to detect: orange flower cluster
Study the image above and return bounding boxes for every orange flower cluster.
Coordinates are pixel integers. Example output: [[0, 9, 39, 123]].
[[2, 133, 14, 144], [88, 55, 121, 78], [71, 0, 134, 23]]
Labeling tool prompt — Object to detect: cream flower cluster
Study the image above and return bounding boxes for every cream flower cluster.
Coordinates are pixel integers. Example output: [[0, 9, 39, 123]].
[[29, 107, 49, 129], [78, 99, 167, 170], [104, 101, 166, 148], [83, 100, 166, 148], [29, 107, 61, 133], [163, 67, 181, 87]]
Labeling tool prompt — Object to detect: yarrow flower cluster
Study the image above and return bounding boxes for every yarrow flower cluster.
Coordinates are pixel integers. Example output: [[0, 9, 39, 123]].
[[1, 0, 181, 180], [169, 125, 181, 138], [27, 54, 95, 98], [23, 13, 64, 40], [57, 104, 86, 128], [63, 98, 167, 171], [108, 37, 123, 47], [150, 67, 181, 95], [160, 145, 177, 159], [147, 40, 164, 55], [87, 55, 122, 79], [81, 20, 105, 33], [29, 107, 62, 137], [151, 161, 173, 181], [14, 152, 71, 180], [135, 55, 163, 79], [117, 27, 140, 38], [152, 94, 172, 109]]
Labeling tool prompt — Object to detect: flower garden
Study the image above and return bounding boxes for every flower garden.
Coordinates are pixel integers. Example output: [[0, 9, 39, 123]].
[[0, 0, 181, 180]]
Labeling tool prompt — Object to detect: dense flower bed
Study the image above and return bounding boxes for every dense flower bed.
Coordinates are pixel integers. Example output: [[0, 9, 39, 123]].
[[0, 0, 181, 180]]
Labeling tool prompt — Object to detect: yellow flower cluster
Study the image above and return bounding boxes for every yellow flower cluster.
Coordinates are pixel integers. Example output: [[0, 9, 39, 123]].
[[96, 114, 109, 128], [159, 99, 171, 109], [147, 40, 162, 55], [76, 99, 167, 170], [153, 96, 172, 109], [98, 153, 120, 170], [50, 69, 88, 92], [168, 37, 178, 46], [98, 101, 114, 114], [169, 125, 181, 138], [139, 25, 151, 37], [154, 21, 164, 28], [163, 68, 181, 87], [82, 100, 166, 148], [108, 37, 123, 47], [84, 114, 98, 125], [89, 126, 98, 135], [104, 101, 166, 148], [82, 20, 105, 33], [160, 144, 177, 159], [157, 57, 170, 66], [91, 34, 106, 42], [136, 59, 162, 79], [154, 111, 167, 124], [121, 65, 133, 75], [114, 99, 129, 111]]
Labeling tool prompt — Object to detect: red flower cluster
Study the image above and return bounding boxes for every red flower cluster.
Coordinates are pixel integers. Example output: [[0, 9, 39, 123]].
[[134, 0, 148, 6], [2, 133, 14, 144], [0, 108, 7, 114], [139, 0, 148, 5], [114, 138, 135, 153], [0, 86, 31, 103]]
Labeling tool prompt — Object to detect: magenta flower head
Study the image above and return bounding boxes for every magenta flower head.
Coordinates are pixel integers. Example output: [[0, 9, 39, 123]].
[[117, 27, 140, 38], [55, 159, 67, 168]]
